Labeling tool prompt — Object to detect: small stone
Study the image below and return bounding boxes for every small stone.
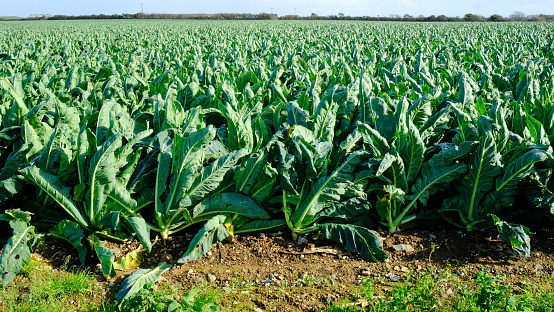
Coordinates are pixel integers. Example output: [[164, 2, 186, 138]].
[[534, 264, 543, 271], [17, 292, 30, 302], [400, 266, 409, 273], [457, 231, 463, 235], [297, 236, 308, 245], [393, 244, 415, 253], [394, 266, 400, 271], [254, 309, 263, 312], [389, 274, 401, 282], [429, 234, 437, 240], [361, 269, 371, 276], [207, 274, 217, 283], [331, 272, 338, 279]]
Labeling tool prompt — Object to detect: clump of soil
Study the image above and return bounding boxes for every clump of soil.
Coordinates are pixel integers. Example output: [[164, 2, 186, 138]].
[[33, 227, 554, 311]]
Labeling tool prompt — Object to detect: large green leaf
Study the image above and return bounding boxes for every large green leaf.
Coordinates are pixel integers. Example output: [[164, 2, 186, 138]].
[[397, 119, 425, 185], [50, 220, 87, 264], [220, 103, 253, 151], [0, 178, 22, 203], [90, 235, 116, 280], [0, 220, 34, 285], [0, 209, 35, 286], [186, 149, 249, 205], [165, 126, 215, 213], [491, 215, 532, 258], [286, 101, 309, 127], [115, 262, 172, 303], [87, 133, 123, 226], [192, 193, 269, 220], [234, 151, 268, 194], [19, 166, 88, 228], [125, 217, 152, 253], [313, 94, 339, 144], [319, 223, 387, 262], [291, 151, 366, 230], [177, 215, 229, 263], [234, 219, 287, 234], [0, 209, 35, 287], [495, 149, 548, 207]]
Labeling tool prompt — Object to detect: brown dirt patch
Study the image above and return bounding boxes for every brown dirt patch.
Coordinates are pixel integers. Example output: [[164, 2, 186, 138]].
[[31, 227, 554, 311]]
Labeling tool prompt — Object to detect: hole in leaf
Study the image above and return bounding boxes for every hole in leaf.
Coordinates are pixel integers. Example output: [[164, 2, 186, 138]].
[[15, 254, 20, 260]]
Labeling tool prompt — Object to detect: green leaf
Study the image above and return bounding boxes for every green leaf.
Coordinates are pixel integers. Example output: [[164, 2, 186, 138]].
[[90, 236, 116, 279], [319, 223, 387, 262], [87, 132, 123, 226], [126, 217, 152, 253], [234, 219, 287, 234], [0, 77, 26, 111], [495, 149, 548, 207], [291, 151, 366, 230], [358, 123, 390, 159], [313, 93, 339, 143], [192, 193, 269, 220], [113, 250, 143, 271], [460, 130, 503, 225], [0, 178, 22, 203], [234, 151, 268, 194], [490, 215, 532, 258], [50, 220, 87, 264], [177, 215, 230, 263], [286, 101, 309, 127], [115, 262, 172, 303], [0, 210, 35, 287], [317, 196, 372, 221], [397, 119, 425, 185], [220, 103, 253, 151], [165, 126, 215, 213], [19, 166, 88, 229], [186, 149, 249, 205]]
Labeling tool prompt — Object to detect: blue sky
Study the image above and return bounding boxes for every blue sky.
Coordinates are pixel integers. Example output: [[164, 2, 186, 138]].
[[2, 0, 552, 18]]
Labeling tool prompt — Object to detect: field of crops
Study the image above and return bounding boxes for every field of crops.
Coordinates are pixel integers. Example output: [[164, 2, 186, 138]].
[[1, 20, 553, 303]]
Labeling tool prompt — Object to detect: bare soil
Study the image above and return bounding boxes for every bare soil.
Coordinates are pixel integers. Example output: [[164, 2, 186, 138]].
[[32, 227, 554, 311]]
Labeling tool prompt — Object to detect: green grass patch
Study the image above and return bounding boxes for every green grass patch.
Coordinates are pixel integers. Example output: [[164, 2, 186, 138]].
[[329, 268, 554, 312], [0, 257, 98, 311]]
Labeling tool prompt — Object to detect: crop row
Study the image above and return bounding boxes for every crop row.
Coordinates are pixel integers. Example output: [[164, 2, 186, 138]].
[[0, 21, 553, 301]]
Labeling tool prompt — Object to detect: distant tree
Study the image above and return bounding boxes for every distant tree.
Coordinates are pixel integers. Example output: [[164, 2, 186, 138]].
[[528, 15, 546, 22], [463, 13, 480, 21], [437, 14, 448, 21], [403, 14, 413, 20], [510, 11, 526, 21], [489, 14, 503, 22]]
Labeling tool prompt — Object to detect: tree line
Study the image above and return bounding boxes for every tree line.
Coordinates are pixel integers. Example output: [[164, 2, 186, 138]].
[[3, 11, 554, 22]]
